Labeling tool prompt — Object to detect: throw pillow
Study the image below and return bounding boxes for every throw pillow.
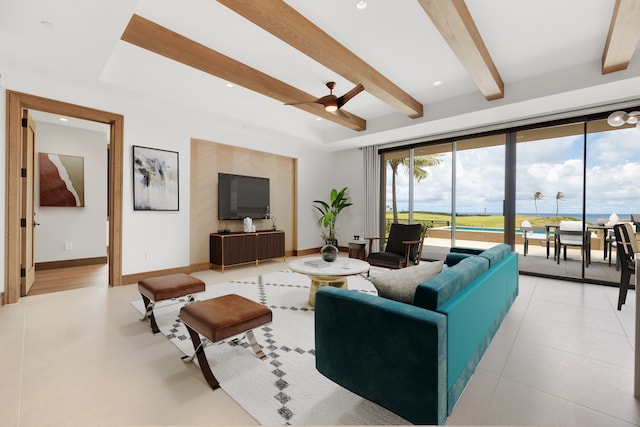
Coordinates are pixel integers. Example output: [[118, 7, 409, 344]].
[[369, 260, 444, 304]]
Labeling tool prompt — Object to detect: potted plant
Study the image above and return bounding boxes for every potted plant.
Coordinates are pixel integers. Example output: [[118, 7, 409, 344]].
[[313, 187, 353, 246]]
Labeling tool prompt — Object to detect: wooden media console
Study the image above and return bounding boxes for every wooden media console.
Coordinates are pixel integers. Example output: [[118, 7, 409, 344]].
[[209, 230, 285, 271]]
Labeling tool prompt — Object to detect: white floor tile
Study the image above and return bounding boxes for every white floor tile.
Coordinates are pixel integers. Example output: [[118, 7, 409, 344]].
[[1, 262, 639, 426], [485, 377, 637, 426], [502, 339, 640, 424]]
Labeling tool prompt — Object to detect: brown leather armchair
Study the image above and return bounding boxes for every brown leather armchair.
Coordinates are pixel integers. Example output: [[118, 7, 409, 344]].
[[366, 223, 426, 270]]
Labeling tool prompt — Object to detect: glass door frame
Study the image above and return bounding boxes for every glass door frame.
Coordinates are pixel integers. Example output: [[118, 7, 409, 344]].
[[379, 105, 640, 286]]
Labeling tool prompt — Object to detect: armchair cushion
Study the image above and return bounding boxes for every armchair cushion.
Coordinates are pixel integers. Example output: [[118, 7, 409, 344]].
[[366, 252, 406, 269], [370, 261, 444, 304]]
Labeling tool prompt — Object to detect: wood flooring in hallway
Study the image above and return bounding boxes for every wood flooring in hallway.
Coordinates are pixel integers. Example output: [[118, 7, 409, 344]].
[[29, 263, 109, 296]]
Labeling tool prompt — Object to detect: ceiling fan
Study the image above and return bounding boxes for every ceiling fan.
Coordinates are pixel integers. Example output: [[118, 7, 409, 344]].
[[285, 82, 364, 113]]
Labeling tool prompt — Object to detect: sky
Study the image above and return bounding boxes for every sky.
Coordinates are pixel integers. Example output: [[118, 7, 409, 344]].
[[385, 127, 640, 217]]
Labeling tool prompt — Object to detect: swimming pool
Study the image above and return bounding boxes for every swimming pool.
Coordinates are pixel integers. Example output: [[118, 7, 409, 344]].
[[439, 225, 548, 234], [442, 226, 505, 233], [429, 225, 550, 243]]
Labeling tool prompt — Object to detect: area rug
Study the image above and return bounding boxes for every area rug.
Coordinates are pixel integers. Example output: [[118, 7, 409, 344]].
[[130, 270, 409, 425]]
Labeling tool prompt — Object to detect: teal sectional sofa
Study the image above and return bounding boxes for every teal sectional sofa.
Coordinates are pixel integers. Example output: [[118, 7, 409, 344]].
[[314, 244, 518, 425]]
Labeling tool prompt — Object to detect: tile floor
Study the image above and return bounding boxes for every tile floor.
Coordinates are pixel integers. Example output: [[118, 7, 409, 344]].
[[1, 258, 639, 426]]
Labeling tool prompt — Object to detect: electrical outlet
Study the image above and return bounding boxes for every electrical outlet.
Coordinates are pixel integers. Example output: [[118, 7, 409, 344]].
[[64, 242, 72, 250]]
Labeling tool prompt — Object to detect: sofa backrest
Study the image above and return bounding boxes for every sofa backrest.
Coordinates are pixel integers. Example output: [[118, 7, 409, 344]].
[[476, 243, 511, 267], [413, 255, 489, 310]]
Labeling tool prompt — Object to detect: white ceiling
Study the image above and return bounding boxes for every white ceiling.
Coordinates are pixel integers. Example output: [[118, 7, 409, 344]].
[[2, 0, 640, 151]]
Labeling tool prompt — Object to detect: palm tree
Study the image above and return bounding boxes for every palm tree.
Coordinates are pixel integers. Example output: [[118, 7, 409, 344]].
[[555, 191, 565, 217], [388, 155, 442, 222], [532, 191, 544, 216]]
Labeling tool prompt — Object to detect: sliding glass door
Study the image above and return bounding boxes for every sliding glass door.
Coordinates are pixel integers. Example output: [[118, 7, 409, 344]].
[[382, 145, 452, 234], [515, 122, 585, 278], [379, 107, 639, 285], [584, 118, 640, 282], [453, 134, 505, 248]]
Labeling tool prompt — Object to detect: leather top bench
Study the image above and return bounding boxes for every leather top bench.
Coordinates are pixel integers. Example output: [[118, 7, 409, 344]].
[[179, 294, 273, 389], [138, 273, 205, 333]]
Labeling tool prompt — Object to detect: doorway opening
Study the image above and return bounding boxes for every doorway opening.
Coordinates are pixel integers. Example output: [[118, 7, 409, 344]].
[[4, 90, 123, 304]]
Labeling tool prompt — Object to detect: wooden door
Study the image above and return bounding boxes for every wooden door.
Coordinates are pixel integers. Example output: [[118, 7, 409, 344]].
[[21, 111, 36, 295]]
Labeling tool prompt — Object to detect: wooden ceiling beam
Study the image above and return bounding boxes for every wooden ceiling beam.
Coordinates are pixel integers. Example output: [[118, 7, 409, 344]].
[[217, 0, 423, 119], [417, 0, 504, 101], [120, 14, 366, 131], [602, 0, 640, 74]]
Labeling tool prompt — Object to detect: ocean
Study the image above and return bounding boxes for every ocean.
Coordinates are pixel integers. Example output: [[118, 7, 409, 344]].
[[518, 213, 631, 224]]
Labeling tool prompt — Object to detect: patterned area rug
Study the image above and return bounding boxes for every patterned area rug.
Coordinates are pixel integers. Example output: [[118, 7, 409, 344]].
[[131, 270, 408, 425]]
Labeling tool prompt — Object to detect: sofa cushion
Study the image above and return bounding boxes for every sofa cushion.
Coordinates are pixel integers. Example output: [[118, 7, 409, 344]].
[[477, 243, 511, 267], [413, 256, 489, 310], [369, 261, 444, 304], [445, 252, 472, 267]]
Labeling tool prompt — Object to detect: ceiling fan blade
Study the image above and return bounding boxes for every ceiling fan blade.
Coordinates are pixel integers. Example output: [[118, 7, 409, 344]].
[[316, 94, 338, 105], [337, 83, 364, 108]]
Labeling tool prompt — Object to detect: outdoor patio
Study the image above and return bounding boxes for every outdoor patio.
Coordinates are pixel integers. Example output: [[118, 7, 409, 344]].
[[422, 236, 634, 286]]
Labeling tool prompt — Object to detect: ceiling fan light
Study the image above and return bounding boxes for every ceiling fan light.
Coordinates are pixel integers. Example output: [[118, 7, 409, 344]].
[[324, 102, 338, 112], [607, 110, 627, 127], [625, 111, 640, 124]]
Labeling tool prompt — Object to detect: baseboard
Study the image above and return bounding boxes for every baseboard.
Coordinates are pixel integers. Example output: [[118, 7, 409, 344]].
[[294, 246, 347, 257], [188, 262, 210, 273], [294, 248, 321, 256], [35, 257, 108, 271]]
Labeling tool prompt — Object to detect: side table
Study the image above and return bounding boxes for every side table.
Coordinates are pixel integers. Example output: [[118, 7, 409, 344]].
[[348, 240, 367, 261]]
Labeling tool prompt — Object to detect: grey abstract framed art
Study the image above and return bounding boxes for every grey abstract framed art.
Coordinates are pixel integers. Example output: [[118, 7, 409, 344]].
[[132, 145, 179, 211]]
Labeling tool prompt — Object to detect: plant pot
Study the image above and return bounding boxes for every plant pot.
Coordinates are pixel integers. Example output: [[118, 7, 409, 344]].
[[324, 239, 338, 247]]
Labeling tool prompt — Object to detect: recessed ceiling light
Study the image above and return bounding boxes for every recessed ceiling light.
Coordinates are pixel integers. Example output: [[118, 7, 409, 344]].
[[226, 83, 234, 88], [355, 1, 367, 10], [59, 117, 68, 122], [317, 117, 322, 121], [433, 80, 443, 86]]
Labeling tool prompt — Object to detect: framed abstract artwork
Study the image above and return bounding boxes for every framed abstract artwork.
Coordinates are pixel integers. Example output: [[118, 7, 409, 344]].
[[132, 145, 179, 211], [39, 152, 85, 207]]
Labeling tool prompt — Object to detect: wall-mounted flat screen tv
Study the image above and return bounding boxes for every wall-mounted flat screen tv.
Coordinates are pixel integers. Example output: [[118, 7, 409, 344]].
[[218, 173, 270, 220]]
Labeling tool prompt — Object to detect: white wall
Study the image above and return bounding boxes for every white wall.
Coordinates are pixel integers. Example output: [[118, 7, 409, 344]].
[[326, 148, 366, 245], [34, 122, 108, 263], [0, 68, 336, 293]]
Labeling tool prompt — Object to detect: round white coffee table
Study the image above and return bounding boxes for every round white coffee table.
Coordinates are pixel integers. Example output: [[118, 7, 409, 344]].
[[289, 257, 370, 306]]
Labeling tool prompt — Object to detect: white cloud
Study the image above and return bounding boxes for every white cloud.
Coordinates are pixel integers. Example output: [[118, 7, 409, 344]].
[[383, 127, 640, 217]]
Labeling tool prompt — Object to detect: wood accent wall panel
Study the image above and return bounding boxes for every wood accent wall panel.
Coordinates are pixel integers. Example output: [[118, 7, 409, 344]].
[[189, 139, 296, 266]]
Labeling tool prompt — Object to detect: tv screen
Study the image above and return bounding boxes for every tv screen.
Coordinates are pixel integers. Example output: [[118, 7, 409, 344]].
[[218, 173, 270, 220]]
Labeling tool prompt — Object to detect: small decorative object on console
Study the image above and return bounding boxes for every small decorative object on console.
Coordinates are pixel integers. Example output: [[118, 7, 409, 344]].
[[320, 244, 339, 262]]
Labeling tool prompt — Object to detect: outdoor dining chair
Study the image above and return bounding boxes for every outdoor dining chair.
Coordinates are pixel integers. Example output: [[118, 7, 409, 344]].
[[556, 220, 589, 265], [521, 220, 550, 258], [612, 223, 637, 310]]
